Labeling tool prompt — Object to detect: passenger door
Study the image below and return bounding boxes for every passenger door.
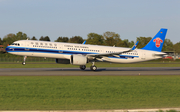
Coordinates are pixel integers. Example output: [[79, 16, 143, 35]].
[[141, 51, 146, 60], [25, 42, 30, 51], [58, 44, 63, 53]]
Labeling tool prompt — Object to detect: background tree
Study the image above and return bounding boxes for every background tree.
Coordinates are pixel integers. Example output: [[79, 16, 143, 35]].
[[39, 36, 50, 41], [44, 36, 50, 41], [120, 39, 131, 47], [103, 31, 121, 46], [173, 42, 180, 53], [129, 41, 135, 48], [31, 36, 37, 40], [39, 36, 44, 41], [69, 36, 84, 43], [136, 37, 152, 48], [16, 32, 28, 40], [86, 33, 104, 45], [0, 38, 2, 45], [162, 39, 174, 51], [55, 37, 69, 42]]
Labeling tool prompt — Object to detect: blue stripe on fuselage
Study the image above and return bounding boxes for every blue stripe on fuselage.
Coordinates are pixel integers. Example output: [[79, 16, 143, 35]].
[[6, 46, 139, 59], [6, 46, 98, 55]]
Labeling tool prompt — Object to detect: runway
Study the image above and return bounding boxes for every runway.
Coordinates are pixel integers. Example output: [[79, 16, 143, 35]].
[[0, 67, 180, 76]]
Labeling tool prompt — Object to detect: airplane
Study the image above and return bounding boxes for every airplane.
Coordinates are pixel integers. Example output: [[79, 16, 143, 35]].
[[6, 28, 167, 71]]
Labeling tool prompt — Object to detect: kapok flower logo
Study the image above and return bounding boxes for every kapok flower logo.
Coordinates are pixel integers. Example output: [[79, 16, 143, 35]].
[[153, 37, 163, 48]]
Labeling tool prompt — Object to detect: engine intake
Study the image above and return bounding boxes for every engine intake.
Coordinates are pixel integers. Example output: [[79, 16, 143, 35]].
[[71, 54, 87, 65]]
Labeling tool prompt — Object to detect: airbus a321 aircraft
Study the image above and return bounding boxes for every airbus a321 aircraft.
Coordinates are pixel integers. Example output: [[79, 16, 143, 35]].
[[6, 28, 167, 71]]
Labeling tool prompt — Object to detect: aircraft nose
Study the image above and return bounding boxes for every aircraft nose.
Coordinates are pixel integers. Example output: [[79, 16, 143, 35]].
[[6, 46, 14, 52]]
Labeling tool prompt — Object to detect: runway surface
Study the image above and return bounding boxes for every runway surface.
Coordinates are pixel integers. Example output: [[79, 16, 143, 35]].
[[0, 67, 180, 76]]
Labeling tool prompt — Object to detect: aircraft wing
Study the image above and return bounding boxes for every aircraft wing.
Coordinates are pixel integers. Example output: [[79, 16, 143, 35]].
[[87, 41, 139, 58]]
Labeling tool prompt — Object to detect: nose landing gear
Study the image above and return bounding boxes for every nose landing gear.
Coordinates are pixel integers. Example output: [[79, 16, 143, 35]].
[[22, 56, 27, 65]]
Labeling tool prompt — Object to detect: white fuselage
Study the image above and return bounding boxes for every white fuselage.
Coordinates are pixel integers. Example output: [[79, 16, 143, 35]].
[[6, 40, 164, 64]]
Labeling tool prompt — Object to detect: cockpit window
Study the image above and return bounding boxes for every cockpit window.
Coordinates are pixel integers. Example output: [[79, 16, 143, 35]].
[[11, 43, 20, 46]]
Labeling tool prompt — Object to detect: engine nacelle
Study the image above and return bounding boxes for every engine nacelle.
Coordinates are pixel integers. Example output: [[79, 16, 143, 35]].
[[71, 54, 87, 65], [56, 59, 70, 64]]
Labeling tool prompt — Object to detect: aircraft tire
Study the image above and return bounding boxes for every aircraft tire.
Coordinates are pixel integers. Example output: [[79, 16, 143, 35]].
[[22, 62, 26, 65], [90, 65, 97, 71], [80, 65, 86, 70]]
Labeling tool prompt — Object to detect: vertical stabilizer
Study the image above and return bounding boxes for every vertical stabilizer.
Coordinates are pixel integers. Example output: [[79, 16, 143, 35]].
[[141, 28, 167, 52]]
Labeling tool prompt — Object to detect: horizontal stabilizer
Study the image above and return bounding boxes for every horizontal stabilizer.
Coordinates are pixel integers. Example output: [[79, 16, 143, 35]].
[[153, 52, 167, 56]]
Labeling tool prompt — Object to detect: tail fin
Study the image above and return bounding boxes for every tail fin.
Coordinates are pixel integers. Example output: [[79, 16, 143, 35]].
[[141, 28, 167, 52]]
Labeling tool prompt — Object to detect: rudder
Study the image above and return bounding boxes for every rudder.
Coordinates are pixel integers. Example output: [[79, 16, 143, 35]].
[[141, 28, 167, 52]]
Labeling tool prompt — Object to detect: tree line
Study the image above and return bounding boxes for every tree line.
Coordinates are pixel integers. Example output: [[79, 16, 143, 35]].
[[0, 31, 180, 53]]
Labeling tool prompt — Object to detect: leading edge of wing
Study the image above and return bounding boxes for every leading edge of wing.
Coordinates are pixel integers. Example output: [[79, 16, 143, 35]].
[[87, 41, 139, 58]]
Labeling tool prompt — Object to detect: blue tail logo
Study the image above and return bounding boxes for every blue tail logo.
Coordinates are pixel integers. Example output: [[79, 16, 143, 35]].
[[141, 28, 167, 52]]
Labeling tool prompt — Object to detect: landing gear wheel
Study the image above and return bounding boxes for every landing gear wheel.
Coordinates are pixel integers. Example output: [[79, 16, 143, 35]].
[[22, 62, 26, 65], [80, 65, 86, 70], [22, 56, 27, 65], [90, 65, 97, 71]]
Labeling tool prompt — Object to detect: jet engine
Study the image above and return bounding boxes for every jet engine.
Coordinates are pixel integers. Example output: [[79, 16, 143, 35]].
[[70, 54, 87, 65]]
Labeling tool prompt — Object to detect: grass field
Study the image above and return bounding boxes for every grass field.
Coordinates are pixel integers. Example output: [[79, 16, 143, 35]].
[[0, 76, 180, 110], [0, 62, 180, 68]]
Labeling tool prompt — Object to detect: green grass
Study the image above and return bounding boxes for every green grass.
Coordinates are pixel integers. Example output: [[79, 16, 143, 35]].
[[0, 62, 180, 68], [0, 76, 180, 110]]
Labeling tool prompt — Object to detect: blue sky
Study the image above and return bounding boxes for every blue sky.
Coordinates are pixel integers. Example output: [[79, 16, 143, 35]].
[[0, 0, 180, 43]]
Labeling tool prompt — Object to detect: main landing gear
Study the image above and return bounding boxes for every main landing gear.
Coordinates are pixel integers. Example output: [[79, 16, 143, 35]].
[[80, 65, 86, 70], [22, 56, 27, 65], [90, 61, 97, 71], [80, 62, 97, 71]]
